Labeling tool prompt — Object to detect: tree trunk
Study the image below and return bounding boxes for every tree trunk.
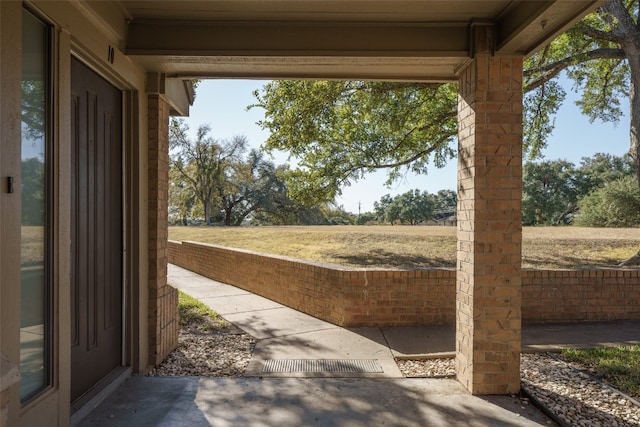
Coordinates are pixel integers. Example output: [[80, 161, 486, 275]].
[[203, 202, 211, 225], [224, 208, 232, 226], [604, 0, 640, 188], [630, 74, 640, 188], [603, 1, 640, 265]]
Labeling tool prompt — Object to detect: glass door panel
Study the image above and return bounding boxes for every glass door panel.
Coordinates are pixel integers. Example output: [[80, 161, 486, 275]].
[[20, 8, 51, 402]]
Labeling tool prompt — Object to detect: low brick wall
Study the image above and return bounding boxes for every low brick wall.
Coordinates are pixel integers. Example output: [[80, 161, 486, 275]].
[[522, 269, 640, 323], [168, 240, 640, 327]]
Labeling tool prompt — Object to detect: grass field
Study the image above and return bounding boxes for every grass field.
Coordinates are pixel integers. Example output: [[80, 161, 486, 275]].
[[562, 346, 640, 399], [168, 225, 640, 269]]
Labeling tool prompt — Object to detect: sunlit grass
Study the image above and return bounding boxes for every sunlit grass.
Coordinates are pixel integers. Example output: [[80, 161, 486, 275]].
[[168, 225, 640, 269], [177, 290, 228, 330], [562, 346, 640, 399]]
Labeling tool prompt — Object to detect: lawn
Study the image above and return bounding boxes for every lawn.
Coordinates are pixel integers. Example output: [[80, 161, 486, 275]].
[[168, 225, 640, 269], [178, 290, 228, 330], [562, 346, 640, 399]]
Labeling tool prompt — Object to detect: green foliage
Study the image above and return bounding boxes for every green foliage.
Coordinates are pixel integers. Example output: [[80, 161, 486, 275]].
[[218, 149, 283, 226], [251, 81, 458, 201], [432, 190, 457, 222], [169, 119, 247, 225], [522, 160, 585, 225], [168, 119, 346, 226], [523, 0, 639, 180], [169, 163, 197, 225], [169, 119, 310, 226], [578, 152, 636, 186], [395, 190, 435, 225], [21, 158, 45, 226], [373, 189, 456, 225], [576, 176, 640, 227], [22, 80, 46, 141], [522, 80, 565, 158], [354, 212, 377, 225], [247, 2, 640, 197], [523, 154, 636, 226], [562, 345, 640, 398]]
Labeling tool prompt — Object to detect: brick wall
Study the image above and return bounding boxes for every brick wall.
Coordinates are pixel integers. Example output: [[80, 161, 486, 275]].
[[147, 94, 178, 366], [522, 269, 640, 322], [168, 240, 640, 327]]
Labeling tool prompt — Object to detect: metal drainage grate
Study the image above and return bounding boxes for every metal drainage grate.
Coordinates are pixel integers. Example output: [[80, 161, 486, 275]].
[[263, 359, 383, 373]]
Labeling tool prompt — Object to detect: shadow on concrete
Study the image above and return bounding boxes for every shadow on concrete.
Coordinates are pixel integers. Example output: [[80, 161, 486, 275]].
[[78, 376, 555, 427], [379, 326, 456, 357]]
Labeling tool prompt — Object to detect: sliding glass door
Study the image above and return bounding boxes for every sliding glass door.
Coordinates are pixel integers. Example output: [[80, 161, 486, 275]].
[[20, 7, 51, 402]]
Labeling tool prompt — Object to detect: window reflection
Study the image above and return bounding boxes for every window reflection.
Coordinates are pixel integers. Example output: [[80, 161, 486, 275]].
[[20, 8, 50, 402]]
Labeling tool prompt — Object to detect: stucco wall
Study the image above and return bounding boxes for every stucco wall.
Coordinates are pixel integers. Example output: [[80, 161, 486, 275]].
[[168, 240, 640, 327]]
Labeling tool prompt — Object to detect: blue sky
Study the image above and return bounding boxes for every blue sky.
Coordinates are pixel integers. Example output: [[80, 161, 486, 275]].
[[180, 79, 631, 214]]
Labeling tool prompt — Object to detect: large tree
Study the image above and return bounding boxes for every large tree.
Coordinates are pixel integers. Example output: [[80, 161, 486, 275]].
[[523, 0, 639, 184], [372, 189, 454, 225], [252, 81, 458, 203], [522, 153, 635, 225], [169, 120, 331, 226], [169, 163, 197, 225], [252, 0, 639, 199], [218, 149, 283, 225], [169, 119, 246, 225], [522, 160, 587, 225]]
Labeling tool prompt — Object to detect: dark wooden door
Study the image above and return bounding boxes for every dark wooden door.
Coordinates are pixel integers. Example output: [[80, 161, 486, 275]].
[[70, 57, 123, 403]]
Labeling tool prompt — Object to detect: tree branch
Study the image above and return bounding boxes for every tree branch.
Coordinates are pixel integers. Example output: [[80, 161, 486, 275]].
[[580, 24, 622, 43], [349, 132, 454, 173], [524, 48, 626, 92], [386, 109, 456, 157]]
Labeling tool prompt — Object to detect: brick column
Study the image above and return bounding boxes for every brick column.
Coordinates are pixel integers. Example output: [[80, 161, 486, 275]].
[[456, 25, 523, 394], [147, 92, 179, 366]]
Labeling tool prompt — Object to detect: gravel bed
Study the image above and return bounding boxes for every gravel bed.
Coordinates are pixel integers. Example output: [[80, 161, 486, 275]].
[[148, 323, 256, 377], [150, 322, 638, 425], [396, 358, 456, 378], [397, 354, 639, 426], [521, 353, 639, 426]]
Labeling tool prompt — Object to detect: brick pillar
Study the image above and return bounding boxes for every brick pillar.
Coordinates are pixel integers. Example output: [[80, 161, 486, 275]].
[[147, 93, 179, 366], [456, 25, 523, 394]]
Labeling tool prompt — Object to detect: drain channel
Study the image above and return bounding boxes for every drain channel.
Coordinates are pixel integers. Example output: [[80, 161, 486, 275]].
[[263, 359, 383, 373]]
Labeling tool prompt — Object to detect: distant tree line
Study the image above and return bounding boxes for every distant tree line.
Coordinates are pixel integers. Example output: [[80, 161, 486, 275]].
[[334, 153, 639, 227], [368, 189, 457, 226], [168, 118, 638, 228], [523, 153, 639, 227]]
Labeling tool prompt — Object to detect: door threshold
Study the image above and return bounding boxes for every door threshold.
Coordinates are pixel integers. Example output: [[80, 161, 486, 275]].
[[71, 366, 131, 426]]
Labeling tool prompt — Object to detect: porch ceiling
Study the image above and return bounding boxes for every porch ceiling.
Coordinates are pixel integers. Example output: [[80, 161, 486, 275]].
[[109, 1, 604, 81]]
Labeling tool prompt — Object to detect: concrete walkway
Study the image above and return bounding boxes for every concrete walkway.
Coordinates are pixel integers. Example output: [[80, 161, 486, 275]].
[[76, 265, 640, 427], [166, 264, 639, 369]]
